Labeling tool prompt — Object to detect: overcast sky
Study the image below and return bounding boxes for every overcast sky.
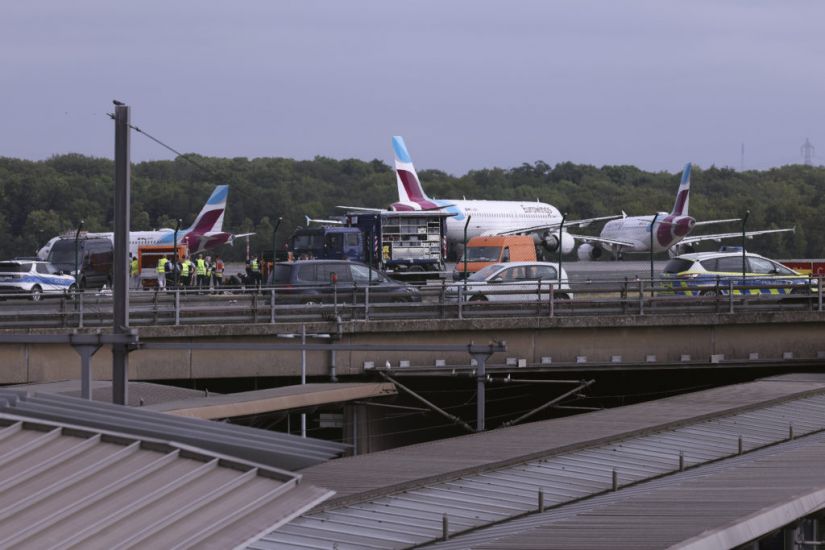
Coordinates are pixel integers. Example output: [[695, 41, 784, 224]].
[[3, 1, 824, 175]]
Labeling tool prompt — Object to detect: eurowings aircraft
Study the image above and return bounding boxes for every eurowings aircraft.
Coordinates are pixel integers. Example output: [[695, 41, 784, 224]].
[[37, 185, 253, 259], [573, 164, 794, 260], [343, 136, 618, 256]]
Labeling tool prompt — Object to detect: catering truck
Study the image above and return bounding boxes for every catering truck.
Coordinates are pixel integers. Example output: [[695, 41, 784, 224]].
[[288, 211, 448, 282]]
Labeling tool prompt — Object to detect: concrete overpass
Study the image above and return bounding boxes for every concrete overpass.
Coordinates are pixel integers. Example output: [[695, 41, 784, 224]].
[[1, 309, 823, 384]]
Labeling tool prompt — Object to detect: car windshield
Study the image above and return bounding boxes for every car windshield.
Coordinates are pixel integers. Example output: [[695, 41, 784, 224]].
[[462, 246, 500, 262], [662, 258, 694, 274], [468, 264, 505, 281], [292, 234, 324, 251], [47, 241, 78, 265]]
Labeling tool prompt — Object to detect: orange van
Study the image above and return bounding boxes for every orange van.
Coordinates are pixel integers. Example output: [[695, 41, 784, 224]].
[[454, 235, 537, 279]]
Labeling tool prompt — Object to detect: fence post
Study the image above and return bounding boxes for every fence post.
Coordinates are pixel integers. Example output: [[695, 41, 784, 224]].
[[175, 289, 180, 326], [270, 289, 275, 324], [549, 285, 555, 318], [78, 291, 84, 328], [365, 285, 370, 321], [729, 280, 734, 313]]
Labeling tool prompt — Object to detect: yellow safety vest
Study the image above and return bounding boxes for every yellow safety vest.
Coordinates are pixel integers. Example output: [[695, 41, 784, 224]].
[[157, 258, 167, 273], [130, 258, 139, 276], [181, 260, 191, 276], [196, 259, 207, 276], [251, 259, 260, 272]]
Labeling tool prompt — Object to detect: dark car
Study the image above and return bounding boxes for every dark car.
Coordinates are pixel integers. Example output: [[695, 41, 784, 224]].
[[47, 237, 113, 289], [268, 260, 420, 303]]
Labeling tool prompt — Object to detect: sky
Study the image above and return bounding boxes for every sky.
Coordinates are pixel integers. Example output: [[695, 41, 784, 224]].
[[3, 1, 825, 175]]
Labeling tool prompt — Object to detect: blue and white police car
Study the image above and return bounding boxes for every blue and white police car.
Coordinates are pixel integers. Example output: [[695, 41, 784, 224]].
[[659, 250, 813, 297], [0, 260, 77, 301]]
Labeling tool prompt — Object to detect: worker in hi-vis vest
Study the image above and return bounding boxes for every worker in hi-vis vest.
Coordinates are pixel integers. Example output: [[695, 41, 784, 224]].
[[180, 257, 193, 288], [156, 256, 168, 289], [196, 254, 208, 289], [130, 254, 140, 289]]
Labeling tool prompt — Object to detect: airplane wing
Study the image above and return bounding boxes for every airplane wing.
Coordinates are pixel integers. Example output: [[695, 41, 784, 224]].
[[680, 227, 795, 246], [693, 218, 740, 227], [566, 233, 635, 248], [336, 205, 389, 213], [494, 214, 622, 236]]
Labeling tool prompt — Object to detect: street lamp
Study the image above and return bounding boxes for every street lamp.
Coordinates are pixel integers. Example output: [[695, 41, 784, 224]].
[[173, 218, 181, 287], [650, 212, 660, 291], [741, 209, 750, 284], [558, 213, 567, 287], [462, 215, 472, 290], [74, 220, 84, 287]]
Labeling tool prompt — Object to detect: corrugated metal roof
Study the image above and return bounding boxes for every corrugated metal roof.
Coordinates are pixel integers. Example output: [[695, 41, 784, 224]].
[[0, 412, 333, 550], [0, 389, 346, 471], [258, 386, 825, 549], [428, 430, 825, 549]]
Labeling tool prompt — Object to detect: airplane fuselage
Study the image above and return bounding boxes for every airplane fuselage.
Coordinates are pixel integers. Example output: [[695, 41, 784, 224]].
[[601, 213, 696, 253], [393, 199, 562, 242]]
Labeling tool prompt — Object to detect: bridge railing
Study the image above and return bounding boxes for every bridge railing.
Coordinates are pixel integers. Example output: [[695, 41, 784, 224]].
[[0, 276, 821, 329]]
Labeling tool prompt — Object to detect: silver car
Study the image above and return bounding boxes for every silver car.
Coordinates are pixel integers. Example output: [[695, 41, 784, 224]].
[[447, 261, 573, 302]]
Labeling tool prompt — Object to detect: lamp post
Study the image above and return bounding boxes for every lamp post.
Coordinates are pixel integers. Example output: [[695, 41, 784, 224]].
[[558, 213, 567, 287], [271, 216, 283, 278], [650, 212, 660, 290], [741, 209, 750, 284], [173, 218, 181, 287], [74, 220, 84, 287], [462, 215, 472, 290]]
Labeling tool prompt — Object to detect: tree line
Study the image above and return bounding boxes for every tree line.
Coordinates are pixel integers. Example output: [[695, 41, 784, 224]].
[[0, 153, 822, 261]]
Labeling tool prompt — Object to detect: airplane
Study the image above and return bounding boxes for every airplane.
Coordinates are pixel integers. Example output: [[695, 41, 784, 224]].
[[37, 184, 253, 259], [342, 136, 618, 256], [573, 163, 794, 260]]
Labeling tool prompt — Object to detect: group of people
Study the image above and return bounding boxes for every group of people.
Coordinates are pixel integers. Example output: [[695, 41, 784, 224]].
[[129, 253, 225, 290]]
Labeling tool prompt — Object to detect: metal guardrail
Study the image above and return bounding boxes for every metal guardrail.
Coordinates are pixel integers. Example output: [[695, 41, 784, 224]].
[[0, 277, 822, 329]]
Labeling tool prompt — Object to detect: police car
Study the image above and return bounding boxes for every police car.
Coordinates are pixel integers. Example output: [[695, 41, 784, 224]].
[[659, 249, 812, 297], [0, 260, 77, 301]]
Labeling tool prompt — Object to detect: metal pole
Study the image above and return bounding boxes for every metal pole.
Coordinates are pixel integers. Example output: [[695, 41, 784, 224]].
[[74, 220, 84, 287], [301, 323, 306, 438], [112, 101, 131, 406], [474, 353, 487, 432], [173, 219, 181, 288], [271, 216, 282, 283], [650, 212, 659, 294], [462, 215, 472, 286], [558, 213, 567, 287], [380, 372, 475, 433], [741, 209, 750, 285]]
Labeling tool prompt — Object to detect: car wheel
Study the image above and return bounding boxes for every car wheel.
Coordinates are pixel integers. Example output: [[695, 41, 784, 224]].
[[469, 294, 488, 302], [790, 287, 809, 295], [700, 290, 718, 297], [555, 293, 570, 300], [30, 285, 42, 302], [66, 283, 78, 299]]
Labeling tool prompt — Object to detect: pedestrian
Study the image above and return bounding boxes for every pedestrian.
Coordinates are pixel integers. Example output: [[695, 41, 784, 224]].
[[180, 256, 193, 288], [214, 256, 224, 287], [196, 253, 208, 290], [129, 253, 140, 290], [250, 255, 261, 286], [157, 255, 168, 289]]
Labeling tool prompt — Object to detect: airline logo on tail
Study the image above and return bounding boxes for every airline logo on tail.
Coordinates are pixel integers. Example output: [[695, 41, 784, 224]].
[[670, 163, 691, 217], [391, 136, 440, 211]]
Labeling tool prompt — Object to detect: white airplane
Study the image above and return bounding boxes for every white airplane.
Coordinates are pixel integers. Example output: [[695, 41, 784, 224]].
[[37, 185, 253, 259], [573, 163, 794, 260], [343, 136, 618, 256]]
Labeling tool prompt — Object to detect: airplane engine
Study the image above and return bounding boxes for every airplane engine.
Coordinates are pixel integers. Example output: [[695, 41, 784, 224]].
[[577, 243, 602, 261], [541, 231, 575, 255]]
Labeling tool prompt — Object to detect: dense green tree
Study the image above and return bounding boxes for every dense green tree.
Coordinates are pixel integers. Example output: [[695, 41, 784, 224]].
[[0, 153, 823, 261]]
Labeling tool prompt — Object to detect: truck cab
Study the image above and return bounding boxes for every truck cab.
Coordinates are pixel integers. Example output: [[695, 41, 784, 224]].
[[454, 235, 538, 279]]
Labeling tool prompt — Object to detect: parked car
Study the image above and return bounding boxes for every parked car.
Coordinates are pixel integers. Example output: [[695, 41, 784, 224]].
[[268, 260, 421, 303], [0, 260, 77, 301], [447, 261, 573, 302], [659, 250, 813, 296]]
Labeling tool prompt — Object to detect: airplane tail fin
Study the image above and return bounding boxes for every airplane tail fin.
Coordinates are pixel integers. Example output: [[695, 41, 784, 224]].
[[670, 163, 691, 216], [186, 185, 228, 235], [393, 136, 432, 205]]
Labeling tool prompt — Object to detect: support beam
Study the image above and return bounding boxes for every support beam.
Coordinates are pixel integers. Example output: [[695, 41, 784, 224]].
[[501, 379, 595, 428], [380, 372, 474, 434], [112, 101, 131, 405]]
